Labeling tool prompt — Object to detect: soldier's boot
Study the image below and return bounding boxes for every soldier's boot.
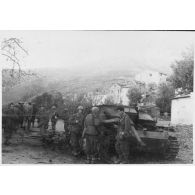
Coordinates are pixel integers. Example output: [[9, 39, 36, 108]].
[[91, 156, 96, 164], [86, 155, 91, 164], [75, 149, 82, 157], [115, 154, 124, 164], [74, 139, 82, 157], [72, 147, 78, 157], [4, 135, 12, 145], [4, 130, 13, 145], [4, 139, 10, 145], [96, 153, 100, 161], [121, 152, 129, 164], [104, 154, 112, 164], [121, 159, 129, 164], [99, 148, 110, 163]]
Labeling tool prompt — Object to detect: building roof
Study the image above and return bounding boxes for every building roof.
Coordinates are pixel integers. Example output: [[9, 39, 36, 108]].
[[172, 94, 191, 100]]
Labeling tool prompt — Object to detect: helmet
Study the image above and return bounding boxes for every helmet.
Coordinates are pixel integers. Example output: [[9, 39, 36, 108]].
[[40, 106, 45, 110], [9, 102, 14, 106], [77, 106, 84, 110], [52, 106, 56, 109], [91, 107, 99, 113]]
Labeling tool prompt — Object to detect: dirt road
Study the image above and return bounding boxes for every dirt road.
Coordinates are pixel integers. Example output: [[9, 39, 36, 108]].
[[2, 121, 193, 164]]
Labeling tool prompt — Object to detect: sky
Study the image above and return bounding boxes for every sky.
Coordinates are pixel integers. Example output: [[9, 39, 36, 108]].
[[0, 31, 194, 75]]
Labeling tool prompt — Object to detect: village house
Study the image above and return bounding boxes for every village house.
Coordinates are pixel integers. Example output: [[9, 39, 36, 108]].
[[90, 82, 132, 106], [107, 83, 131, 105], [90, 71, 167, 106], [135, 70, 167, 85], [88, 71, 169, 106], [171, 92, 194, 125]]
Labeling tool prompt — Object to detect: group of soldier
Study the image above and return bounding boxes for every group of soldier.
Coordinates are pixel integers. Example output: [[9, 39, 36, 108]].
[[72, 105, 145, 163], [65, 105, 145, 163], [2, 102, 59, 143], [3, 101, 37, 145], [3, 102, 146, 164]]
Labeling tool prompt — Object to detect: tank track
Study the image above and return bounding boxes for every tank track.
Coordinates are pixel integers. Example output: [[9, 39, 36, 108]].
[[164, 136, 180, 160]]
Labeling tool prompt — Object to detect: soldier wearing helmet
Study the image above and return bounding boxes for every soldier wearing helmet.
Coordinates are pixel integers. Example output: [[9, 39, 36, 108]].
[[18, 102, 25, 129], [37, 106, 49, 135], [77, 105, 84, 110], [3, 103, 19, 145], [69, 105, 84, 156], [23, 102, 33, 133], [115, 105, 145, 163], [82, 106, 101, 163], [62, 107, 69, 133], [50, 105, 59, 131], [30, 102, 38, 128]]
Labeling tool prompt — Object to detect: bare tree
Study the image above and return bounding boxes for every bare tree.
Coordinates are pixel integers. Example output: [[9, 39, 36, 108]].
[[1, 38, 36, 91]]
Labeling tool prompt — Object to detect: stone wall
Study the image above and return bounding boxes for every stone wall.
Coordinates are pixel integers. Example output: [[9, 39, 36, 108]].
[[171, 94, 193, 125], [175, 125, 193, 163]]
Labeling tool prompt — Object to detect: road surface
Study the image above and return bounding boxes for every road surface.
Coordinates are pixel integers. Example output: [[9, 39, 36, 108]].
[[2, 120, 193, 164]]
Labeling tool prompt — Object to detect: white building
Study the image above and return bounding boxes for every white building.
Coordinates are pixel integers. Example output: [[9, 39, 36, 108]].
[[171, 93, 194, 125], [108, 84, 121, 104], [120, 87, 130, 105], [91, 83, 131, 106], [135, 70, 167, 85]]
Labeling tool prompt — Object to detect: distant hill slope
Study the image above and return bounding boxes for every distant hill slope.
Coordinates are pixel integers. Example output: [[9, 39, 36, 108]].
[[2, 66, 166, 105]]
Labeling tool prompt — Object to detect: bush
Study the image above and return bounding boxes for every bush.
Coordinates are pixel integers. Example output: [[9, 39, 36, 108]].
[[155, 83, 175, 113], [127, 87, 142, 105], [169, 48, 194, 93]]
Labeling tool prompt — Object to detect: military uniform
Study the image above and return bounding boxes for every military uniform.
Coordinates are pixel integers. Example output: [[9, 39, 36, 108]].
[[62, 110, 69, 132], [11, 104, 23, 130], [23, 103, 33, 132], [115, 112, 134, 163], [31, 104, 38, 128], [69, 112, 84, 156], [3, 105, 18, 144], [18, 103, 25, 129], [98, 112, 113, 163], [37, 108, 49, 135], [83, 113, 100, 163], [51, 111, 59, 131]]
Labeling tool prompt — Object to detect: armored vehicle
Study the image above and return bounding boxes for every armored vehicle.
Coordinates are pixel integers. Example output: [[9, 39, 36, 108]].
[[96, 104, 179, 160]]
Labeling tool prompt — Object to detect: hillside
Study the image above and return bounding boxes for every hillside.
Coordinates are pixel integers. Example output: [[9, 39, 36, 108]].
[[2, 65, 168, 105]]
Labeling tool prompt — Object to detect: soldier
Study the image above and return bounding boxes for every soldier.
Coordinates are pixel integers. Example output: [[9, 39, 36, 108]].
[[62, 108, 69, 133], [12, 103, 23, 130], [3, 103, 18, 145], [98, 111, 114, 163], [50, 105, 59, 131], [18, 102, 25, 129], [37, 106, 49, 135], [82, 107, 100, 163], [23, 102, 33, 133], [69, 106, 84, 157], [31, 103, 38, 128], [115, 105, 145, 164]]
